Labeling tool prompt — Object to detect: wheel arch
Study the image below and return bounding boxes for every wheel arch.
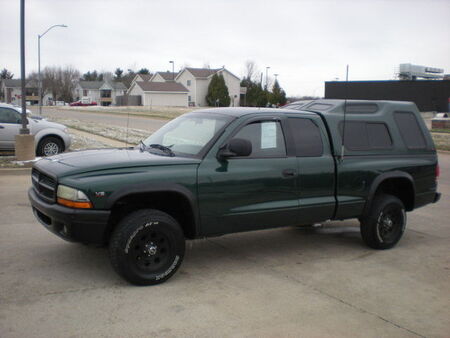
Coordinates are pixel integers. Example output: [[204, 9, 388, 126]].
[[35, 131, 66, 152], [105, 183, 200, 242], [363, 171, 415, 217]]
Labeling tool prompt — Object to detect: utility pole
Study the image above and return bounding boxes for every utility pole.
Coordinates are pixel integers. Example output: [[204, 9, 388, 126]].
[[15, 0, 35, 160]]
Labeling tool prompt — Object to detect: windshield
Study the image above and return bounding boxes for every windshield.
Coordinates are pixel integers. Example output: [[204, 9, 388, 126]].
[[142, 113, 233, 157]]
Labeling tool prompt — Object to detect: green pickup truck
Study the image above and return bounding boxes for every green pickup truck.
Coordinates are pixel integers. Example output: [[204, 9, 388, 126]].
[[29, 100, 441, 285]]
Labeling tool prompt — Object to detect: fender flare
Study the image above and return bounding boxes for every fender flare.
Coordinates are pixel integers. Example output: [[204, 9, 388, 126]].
[[363, 171, 415, 217], [106, 182, 200, 237]]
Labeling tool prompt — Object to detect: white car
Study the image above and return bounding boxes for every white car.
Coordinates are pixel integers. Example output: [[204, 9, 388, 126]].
[[0, 103, 71, 156]]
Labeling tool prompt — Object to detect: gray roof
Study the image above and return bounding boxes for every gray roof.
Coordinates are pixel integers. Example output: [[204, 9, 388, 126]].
[[155, 72, 179, 81], [136, 81, 188, 92], [185, 67, 221, 78], [110, 82, 127, 90], [78, 80, 127, 90], [138, 74, 153, 81], [2, 79, 22, 88], [1, 79, 39, 88]]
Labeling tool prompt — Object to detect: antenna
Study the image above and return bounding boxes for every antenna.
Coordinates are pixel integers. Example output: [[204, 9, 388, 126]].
[[340, 65, 349, 160]]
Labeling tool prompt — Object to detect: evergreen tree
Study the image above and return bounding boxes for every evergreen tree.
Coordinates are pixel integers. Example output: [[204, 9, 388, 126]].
[[270, 79, 287, 106], [114, 68, 124, 80], [0, 68, 13, 79], [81, 70, 103, 81], [241, 77, 268, 107], [138, 68, 150, 75], [206, 74, 230, 107]]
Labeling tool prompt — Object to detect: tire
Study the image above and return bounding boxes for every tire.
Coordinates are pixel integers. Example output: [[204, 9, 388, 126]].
[[109, 209, 185, 285], [360, 194, 406, 249], [37, 136, 64, 156]]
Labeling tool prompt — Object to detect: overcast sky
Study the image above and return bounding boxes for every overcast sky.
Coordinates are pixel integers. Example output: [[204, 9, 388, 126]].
[[1, 0, 449, 97]]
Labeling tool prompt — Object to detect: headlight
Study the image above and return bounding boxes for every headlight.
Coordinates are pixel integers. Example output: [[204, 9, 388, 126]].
[[63, 128, 69, 133], [57, 185, 92, 209]]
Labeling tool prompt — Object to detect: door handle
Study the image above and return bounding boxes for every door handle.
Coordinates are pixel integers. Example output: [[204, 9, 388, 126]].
[[282, 169, 297, 177]]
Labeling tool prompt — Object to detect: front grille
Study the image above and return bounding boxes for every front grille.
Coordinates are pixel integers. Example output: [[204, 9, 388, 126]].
[[32, 168, 56, 203]]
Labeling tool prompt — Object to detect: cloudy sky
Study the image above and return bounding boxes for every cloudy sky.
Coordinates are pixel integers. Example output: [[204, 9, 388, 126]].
[[1, 0, 449, 97]]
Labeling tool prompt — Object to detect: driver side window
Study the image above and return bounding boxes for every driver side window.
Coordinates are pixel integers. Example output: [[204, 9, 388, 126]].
[[0, 108, 21, 124], [232, 121, 286, 158]]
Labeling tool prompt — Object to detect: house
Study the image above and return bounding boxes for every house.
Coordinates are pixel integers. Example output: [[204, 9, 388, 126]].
[[1, 79, 41, 105], [175, 67, 241, 107], [128, 81, 188, 107], [74, 80, 127, 106]]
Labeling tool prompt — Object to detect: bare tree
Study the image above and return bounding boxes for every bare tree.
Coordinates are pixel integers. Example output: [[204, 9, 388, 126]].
[[244, 60, 259, 82], [29, 66, 80, 103]]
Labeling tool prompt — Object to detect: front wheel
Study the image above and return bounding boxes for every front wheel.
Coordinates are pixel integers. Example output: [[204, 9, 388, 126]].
[[37, 136, 64, 156], [360, 194, 406, 249], [109, 209, 185, 285]]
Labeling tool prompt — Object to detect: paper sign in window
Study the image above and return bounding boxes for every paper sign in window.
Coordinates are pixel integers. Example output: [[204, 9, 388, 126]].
[[261, 122, 277, 149]]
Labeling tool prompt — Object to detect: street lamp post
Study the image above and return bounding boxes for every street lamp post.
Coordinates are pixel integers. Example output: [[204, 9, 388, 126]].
[[169, 61, 174, 80], [38, 24, 67, 115], [265, 66, 270, 90]]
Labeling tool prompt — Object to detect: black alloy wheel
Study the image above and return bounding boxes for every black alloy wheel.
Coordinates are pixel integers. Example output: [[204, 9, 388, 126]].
[[109, 209, 185, 285], [360, 194, 406, 249]]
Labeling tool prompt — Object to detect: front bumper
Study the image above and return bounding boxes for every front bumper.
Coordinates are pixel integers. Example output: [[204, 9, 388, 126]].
[[28, 188, 110, 244]]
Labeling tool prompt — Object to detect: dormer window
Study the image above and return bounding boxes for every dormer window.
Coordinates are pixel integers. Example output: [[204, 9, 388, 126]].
[[187, 80, 191, 86]]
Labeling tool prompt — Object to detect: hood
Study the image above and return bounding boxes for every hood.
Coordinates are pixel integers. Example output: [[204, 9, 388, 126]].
[[35, 148, 201, 176], [30, 118, 66, 130]]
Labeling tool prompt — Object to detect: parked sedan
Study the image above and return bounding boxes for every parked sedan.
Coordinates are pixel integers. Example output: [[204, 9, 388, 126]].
[[0, 103, 71, 156]]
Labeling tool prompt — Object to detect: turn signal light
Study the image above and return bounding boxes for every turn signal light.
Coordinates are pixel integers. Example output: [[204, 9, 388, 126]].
[[57, 198, 93, 209]]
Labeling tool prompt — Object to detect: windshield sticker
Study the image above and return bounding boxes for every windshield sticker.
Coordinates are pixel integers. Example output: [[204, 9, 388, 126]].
[[261, 122, 277, 149]]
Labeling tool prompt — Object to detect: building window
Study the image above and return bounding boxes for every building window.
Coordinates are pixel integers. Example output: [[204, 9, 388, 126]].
[[83, 90, 88, 96], [187, 80, 191, 86], [188, 96, 191, 102]]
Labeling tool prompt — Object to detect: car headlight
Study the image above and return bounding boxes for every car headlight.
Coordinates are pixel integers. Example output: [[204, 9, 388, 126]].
[[57, 185, 92, 209]]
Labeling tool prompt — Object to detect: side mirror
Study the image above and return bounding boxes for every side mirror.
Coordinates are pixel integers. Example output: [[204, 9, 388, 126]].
[[218, 138, 252, 159]]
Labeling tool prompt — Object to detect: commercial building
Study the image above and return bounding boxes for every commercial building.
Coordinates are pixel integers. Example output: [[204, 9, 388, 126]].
[[325, 80, 450, 112]]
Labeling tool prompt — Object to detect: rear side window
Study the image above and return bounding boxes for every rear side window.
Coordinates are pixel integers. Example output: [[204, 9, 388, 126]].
[[288, 118, 323, 157], [341, 121, 392, 150], [394, 112, 426, 149]]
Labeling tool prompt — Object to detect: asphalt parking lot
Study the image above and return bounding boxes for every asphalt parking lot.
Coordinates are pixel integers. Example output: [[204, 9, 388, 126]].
[[0, 154, 449, 337]]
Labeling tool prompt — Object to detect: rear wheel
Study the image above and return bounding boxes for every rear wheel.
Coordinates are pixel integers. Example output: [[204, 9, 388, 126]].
[[360, 194, 406, 249], [109, 209, 185, 285], [37, 136, 64, 156]]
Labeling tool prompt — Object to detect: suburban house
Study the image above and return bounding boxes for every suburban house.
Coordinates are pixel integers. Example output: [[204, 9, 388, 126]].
[[175, 67, 241, 107], [124, 66, 241, 107], [128, 81, 188, 107], [74, 80, 127, 106], [1, 79, 42, 105]]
